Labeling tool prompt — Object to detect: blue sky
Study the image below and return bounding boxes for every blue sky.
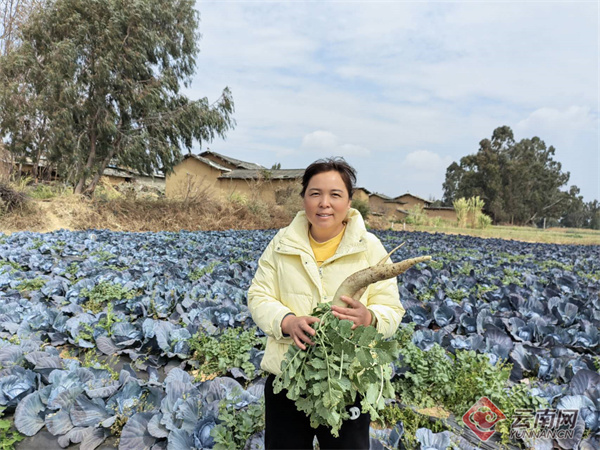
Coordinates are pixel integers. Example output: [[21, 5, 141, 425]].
[[187, 1, 599, 202]]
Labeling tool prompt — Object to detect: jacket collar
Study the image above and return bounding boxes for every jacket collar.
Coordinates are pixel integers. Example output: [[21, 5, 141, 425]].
[[276, 208, 368, 259]]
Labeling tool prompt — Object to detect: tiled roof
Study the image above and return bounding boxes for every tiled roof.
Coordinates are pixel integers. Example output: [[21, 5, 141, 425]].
[[369, 192, 392, 200], [219, 169, 304, 180], [106, 167, 165, 179], [184, 154, 232, 172], [395, 192, 431, 204], [6, 156, 165, 178], [199, 150, 264, 170]]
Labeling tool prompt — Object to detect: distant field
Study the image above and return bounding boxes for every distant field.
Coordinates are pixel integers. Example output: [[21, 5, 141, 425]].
[[396, 223, 600, 245]]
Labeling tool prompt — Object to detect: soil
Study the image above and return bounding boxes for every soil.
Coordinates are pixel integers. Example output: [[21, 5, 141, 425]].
[[37, 201, 74, 233]]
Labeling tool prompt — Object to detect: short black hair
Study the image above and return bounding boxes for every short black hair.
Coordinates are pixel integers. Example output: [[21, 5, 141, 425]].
[[300, 157, 357, 199]]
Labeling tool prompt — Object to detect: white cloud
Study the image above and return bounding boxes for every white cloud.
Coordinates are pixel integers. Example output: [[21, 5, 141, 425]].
[[302, 131, 338, 150], [399, 150, 454, 189], [301, 131, 370, 157], [404, 150, 452, 173], [516, 106, 596, 133]]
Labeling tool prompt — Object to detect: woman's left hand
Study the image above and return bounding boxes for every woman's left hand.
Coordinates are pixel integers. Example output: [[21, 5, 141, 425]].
[[331, 296, 372, 329]]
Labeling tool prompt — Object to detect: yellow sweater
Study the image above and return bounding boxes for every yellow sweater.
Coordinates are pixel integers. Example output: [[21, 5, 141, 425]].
[[308, 225, 346, 267]]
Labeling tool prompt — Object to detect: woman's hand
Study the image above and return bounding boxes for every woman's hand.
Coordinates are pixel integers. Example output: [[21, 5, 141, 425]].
[[281, 315, 321, 350], [331, 296, 372, 329]]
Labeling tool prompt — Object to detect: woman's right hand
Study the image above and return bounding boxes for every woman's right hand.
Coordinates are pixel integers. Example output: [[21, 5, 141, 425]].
[[281, 315, 320, 350]]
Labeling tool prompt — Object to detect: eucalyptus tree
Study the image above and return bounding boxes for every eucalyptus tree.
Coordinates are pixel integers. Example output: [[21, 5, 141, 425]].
[[0, 0, 234, 193], [442, 126, 570, 225], [1, 0, 44, 56], [442, 127, 512, 222]]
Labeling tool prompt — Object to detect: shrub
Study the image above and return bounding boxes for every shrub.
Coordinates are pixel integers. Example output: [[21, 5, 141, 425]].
[[453, 196, 492, 229], [28, 183, 72, 200], [429, 217, 444, 228], [405, 204, 427, 226], [94, 182, 122, 201], [274, 185, 298, 205], [0, 182, 26, 213], [453, 197, 469, 228], [477, 212, 492, 228], [351, 198, 370, 220], [228, 191, 248, 206]]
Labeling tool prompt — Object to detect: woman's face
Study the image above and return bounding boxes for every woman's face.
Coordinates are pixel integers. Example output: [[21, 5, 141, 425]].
[[303, 170, 352, 240]]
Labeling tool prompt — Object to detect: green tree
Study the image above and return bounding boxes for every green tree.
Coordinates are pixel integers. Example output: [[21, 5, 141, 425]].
[[1, 0, 45, 56], [442, 126, 570, 225], [560, 186, 586, 228], [504, 136, 569, 224], [584, 200, 600, 230], [441, 162, 463, 206], [0, 0, 49, 180], [0, 0, 234, 194], [351, 198, 369, 220]]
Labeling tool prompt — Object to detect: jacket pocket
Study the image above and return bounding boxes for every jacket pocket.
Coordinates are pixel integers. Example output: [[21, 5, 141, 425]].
[[279, 292, 316, 315]]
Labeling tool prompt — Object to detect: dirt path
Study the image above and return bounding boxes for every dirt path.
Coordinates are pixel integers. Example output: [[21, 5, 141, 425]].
[[36, 201, 74, 233]]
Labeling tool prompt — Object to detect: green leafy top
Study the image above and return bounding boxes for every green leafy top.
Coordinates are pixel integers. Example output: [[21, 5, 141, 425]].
[[273, 302, 399, 437]]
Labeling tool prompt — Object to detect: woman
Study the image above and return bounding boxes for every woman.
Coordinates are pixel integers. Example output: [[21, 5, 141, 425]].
[[248, 157, 405, 449]]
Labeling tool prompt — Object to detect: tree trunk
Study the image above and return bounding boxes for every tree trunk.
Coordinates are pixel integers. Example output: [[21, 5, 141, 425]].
[[35, 115, 48, 181], [83, 144, 117, 195], [74, 127, 97, 194], [527, 212, 538, 226], [32, 136, 44, 182], [32, 157, 39, 182], [83, 118, 123, 196]]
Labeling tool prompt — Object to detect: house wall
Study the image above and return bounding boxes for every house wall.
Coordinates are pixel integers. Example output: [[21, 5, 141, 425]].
[[368, 196, 389, 215], [369, 196, 404, 219], [102, 175, 129, 186], [396, 195, 427, 209], [165, 158, 222, 199], [353, 189, 369, 203], [15, 162, 60, 180], [393, 209, 409, 220], [218, 178, 301, 204], [9, 162, 51, 178]]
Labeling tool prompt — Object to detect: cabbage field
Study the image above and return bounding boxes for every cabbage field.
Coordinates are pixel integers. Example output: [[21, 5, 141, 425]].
[[0, 229, 598, 449]]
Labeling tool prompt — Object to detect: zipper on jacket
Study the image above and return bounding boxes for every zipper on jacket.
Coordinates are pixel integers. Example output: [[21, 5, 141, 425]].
[[320, 238, 366, 269]]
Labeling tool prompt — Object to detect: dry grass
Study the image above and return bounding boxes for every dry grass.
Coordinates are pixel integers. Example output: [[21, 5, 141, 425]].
[[396, 223, 600, 246], [4, 197, 599, 246], [1, 177, 598, 246], [0, 191, 300, 233], [365, 215, 391, 230], [0, 202, 46, 232], [72, 196, 296, 232]]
